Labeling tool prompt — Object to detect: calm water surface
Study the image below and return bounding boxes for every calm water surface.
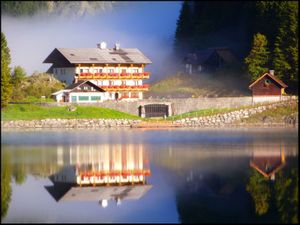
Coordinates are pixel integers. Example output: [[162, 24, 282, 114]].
[[1, 128, 298, 223]]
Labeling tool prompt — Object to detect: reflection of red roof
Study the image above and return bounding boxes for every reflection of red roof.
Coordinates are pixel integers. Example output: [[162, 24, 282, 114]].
[[250, 150, 285, 178], [249, 73, 288, 89]]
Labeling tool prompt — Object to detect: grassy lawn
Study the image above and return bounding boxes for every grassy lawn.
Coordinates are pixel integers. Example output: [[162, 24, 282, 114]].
[[1, 104, 141, 121], [240, 102, 298, 123]]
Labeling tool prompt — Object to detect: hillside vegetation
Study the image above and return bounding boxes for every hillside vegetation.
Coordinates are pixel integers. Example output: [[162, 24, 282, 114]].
[[146, 72, 250, 98]]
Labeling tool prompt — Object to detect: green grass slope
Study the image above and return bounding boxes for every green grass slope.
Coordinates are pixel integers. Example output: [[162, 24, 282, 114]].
[[146, 72, 251, 98]]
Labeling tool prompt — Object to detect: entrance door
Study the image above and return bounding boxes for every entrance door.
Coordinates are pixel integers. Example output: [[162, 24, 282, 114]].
[[115, 93, 119, 100]]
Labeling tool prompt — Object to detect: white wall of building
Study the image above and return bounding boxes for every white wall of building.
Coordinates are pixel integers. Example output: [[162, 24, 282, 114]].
[[90, 79, 143, 86], [69, 92, 113, 103], [252, 96, 282, 103], [75, 66, 144, 74]]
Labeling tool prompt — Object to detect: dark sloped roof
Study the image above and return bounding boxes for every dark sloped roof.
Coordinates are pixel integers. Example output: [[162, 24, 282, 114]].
[[44, 48, 152, 64], [249, 73, 288, 89], [183, 47, 237, 65], [65, 80, 105, 92]]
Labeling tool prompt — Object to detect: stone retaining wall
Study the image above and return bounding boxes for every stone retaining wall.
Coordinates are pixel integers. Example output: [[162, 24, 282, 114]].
[[173, 100, 298, 127], [1, 118, 141, 129], [34, 96, 297, 116]]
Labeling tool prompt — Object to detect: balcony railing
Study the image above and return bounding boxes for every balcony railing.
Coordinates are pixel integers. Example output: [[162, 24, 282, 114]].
[[99, 84, 149, 91], [78, 72, 150, 80]]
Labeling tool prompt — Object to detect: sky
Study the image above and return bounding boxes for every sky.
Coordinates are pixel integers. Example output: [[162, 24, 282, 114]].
[[1, 1, 182, 81]]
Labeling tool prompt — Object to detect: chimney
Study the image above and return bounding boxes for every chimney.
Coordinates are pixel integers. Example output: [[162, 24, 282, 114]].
[[114, 43, 120, 50], [269, 70, 274, 76], [97, 42, 107, 49], [73, 75, 78, 84]]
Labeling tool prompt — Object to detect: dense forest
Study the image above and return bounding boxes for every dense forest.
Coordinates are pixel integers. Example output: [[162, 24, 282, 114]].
[[174, 1, 298, 93], [1, 1, 114, 17]]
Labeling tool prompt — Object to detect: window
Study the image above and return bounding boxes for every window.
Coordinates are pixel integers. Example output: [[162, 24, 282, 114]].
[[91, 96, 101, 101], [84, 86, 88, 90], [94, 69, 98, 73], [71, 96, 77, 102], [80, 69, 83, 73], [79, 96, 89, 101], [108, 69, 114, 73], [132, 69, 138, 73], [264, 79, 271, 87], [53, 68, 56, 74], [122, 81, 126, 85], [122, 69, 126, 73], [99, 69, 103, 73]]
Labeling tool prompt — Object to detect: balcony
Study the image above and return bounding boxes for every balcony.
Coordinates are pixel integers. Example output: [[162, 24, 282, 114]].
[[99, 84, 149, 91], [78, 72, 150, 80]]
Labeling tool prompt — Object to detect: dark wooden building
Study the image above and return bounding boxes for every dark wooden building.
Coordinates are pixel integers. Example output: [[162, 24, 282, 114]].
[[183, 47, 238, 74], [249, 70, 288, 102]]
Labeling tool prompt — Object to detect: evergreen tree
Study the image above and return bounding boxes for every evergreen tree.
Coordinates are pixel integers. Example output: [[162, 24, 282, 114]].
[[244, 33, 270, 81], [1, 32, 12, 108], [273, 2, 298, 82], [174, 1, 194, 56]]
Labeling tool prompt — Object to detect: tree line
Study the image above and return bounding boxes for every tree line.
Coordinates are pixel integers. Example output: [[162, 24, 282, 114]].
[[1, 32, 64, 108], [174, 1, 298, 93]]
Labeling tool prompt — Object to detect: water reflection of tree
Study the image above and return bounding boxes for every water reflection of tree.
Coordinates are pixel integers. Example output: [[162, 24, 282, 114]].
[[12, 150, 27, 185], [1, 151, 12, 221], [274, 169, 298, 224], [246, 168, 298, 224], [246, 170, 271, 215]]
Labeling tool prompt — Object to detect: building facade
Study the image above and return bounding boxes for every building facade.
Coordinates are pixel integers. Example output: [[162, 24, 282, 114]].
[[44, 42, 152, 102], [249, 70, 288, 103]]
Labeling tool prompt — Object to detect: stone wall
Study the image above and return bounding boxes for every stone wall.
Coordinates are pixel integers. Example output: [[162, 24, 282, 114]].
[[173, 99, 298, 127], [34, 95, 297, 116], [1, 118, 141, 129]]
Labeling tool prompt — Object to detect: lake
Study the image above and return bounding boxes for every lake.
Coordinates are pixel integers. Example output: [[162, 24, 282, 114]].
[[1, 127, 298, 223]]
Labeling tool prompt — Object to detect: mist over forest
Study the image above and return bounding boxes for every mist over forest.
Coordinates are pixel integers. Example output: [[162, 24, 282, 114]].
[[1, 1, 181, 81]]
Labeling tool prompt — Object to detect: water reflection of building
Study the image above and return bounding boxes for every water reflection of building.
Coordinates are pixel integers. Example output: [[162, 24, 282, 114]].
[[45, 144, 152, 207], [249, 145, 285, 180]]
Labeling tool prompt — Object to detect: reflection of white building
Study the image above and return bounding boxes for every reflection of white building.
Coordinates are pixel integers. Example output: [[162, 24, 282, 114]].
[[46, 144, 152, 206], [55, 144, 150, 185]]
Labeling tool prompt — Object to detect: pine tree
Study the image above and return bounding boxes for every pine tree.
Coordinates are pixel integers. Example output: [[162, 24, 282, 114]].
[[174, 1, 194, 56], [272, 2, 298, 82], [1, 32, 12, 108], [244, 33, 270, 81]]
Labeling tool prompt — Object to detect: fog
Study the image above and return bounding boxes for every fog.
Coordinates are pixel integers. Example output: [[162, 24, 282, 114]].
[[1, 2, 181, 82]]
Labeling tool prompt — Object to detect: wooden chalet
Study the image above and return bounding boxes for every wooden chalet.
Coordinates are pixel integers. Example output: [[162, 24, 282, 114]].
[[249, 70, 288, 103]]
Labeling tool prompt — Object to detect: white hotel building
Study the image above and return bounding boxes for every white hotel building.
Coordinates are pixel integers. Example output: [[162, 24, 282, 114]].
[[44, 42, 152, 102]]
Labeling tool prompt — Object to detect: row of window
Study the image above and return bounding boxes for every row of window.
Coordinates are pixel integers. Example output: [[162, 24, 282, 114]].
[[94, 80, 140, 86], [79, 68, 140, 73], [54, 68, 66, 74], [72, 96, 101, 102]]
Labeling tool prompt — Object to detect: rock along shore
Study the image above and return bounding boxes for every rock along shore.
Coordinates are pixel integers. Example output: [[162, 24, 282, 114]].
[[1, 100, 298, 129], [172, 100, 298, 127], [1, 118, 141, 129]]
